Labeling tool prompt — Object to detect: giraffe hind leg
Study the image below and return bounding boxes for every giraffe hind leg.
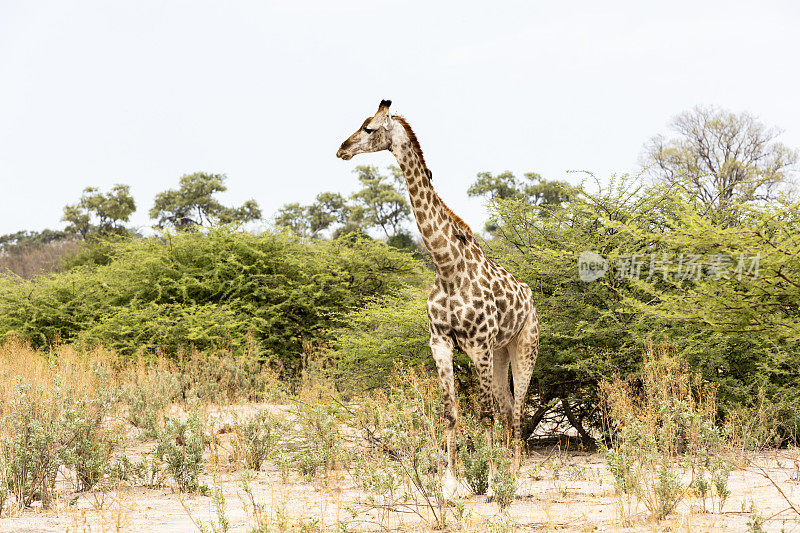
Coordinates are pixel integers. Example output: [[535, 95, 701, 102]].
[[492, 346, 513, 448], [508, 310, 540, 471]]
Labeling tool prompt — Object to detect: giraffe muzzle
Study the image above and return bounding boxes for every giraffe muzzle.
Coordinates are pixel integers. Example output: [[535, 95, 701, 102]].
[[336, 147, 352, 160]]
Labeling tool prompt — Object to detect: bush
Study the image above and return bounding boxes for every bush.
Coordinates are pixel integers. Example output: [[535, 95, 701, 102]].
[[291, 401, 344, 482], [0, 341, 118, 507], [332, 286, 431, 392], [458, 419, 491, 496], [348, 367, 450, 529], [59, 396, 118, 492], [491, 454, 518, 511], [487, 175, 800, 442], [119, 365, 182, 437], [232, 409, 281, 471], [599, 344, 730, 521], [155, 410, 209, 493], [1, 382, 63, 508], [0, 229, 428, 377]]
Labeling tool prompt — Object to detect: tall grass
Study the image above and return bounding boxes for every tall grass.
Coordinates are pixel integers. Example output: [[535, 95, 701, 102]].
[[600, 343, 730, 523], [0, 338, 118, 510]]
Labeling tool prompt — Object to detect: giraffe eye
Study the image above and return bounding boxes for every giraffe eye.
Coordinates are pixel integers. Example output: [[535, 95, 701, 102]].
[[363, 127, 375, 134]]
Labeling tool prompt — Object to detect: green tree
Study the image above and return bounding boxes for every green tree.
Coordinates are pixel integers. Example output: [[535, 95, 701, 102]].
[[150, 172, 261, 230], [350, 166, 411, 238], [468, 171, 576, 232], [468, 171, 575, 206], [62, 184, 136, 238], [642, 105, 798, 224], [0, 230, 73, 253], [467, 171, 520, 200], [274, 192, 350, 238], [307, 192, 349, 235], [274, 203, 310, 236]]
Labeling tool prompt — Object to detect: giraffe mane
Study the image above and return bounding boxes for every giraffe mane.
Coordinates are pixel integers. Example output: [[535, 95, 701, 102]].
[[393, 115, 430, 175], [393, 115, 474, 237]]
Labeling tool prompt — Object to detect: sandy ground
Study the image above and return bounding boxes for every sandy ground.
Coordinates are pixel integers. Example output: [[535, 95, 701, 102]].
[[1, 403, 799, 532]]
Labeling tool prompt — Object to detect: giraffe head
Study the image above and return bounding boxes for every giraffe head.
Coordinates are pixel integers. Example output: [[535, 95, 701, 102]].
[[336, 99, 396, 160]]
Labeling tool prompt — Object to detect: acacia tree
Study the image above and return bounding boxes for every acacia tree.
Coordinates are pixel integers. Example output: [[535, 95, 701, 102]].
[[150, 172, 261, 230], [349, 165, 411, 238], [468, 171, 576, 232], [275, 166, 411, 241], [62, 184, 136, 238], [274, 192, 349, 238], [642, 106, 798, 224]]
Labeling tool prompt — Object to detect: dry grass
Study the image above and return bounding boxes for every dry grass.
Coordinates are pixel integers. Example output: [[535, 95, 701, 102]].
[[0, 340, 798, 532]]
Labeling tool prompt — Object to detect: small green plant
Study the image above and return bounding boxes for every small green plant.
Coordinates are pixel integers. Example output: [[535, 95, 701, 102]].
[[458, 424, 491, 495], [486, 510, 518, 533], [347, 369, 450, 530], [121, 367, 181, 438], [745, 500, 765, 532], [1, 382, 63, 508], [239, 470, 270, 531], [565, 464, 587, 481], [289, 400, 344, 482], [233, 410, 280, 471], [600, 346, 729, 522], [155, 411, 209, 493], [692, 470, 710, 511], [651, 458, 683, 520], [60, 396, 118, 491], [711, 463, 731, 513], [452, 499, 472, 529], [790, 459, 800, 482], [491, 454, 518, 511], [196, 483, 230, 533]]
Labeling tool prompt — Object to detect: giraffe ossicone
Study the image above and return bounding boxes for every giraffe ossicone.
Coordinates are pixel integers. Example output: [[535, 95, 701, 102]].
[[337, 100, 540, 498]]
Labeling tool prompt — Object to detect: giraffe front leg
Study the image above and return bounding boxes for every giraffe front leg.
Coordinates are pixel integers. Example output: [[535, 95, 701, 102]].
[[430, 339, 460, 500], [465, 345, 498, 501]]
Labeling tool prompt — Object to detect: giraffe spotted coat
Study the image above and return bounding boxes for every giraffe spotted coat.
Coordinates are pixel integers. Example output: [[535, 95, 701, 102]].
[[337, 100, 540, 496]]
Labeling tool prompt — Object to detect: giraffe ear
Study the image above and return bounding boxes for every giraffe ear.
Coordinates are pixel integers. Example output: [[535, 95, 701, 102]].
[[373, 102, 392, 127]]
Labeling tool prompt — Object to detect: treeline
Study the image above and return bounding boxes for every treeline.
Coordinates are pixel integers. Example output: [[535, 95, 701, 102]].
[[0, 105, 798, 443]]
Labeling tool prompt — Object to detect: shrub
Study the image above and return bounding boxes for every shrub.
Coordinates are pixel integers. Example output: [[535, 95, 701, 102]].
[[232, 410, 280, 471], [487, 176, 800, 442], [291, 402, 343, 482], [332, 286, 431, 393], [348, 367, 450, 529], [120, 365, 181, 437], [155, 410, 209, 493], [0, 230, 427, 378], [0, 341, 117, 508], [59, 396, 118, 491], [1, 382, 63, 508], [181, 344, 284, 403], [600, 344, 729, 521], [491, 453, 518, 511], [458, 420, 491, 496]]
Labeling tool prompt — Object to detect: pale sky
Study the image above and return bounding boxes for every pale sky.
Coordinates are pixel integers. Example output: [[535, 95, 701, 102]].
[[1, 1, 799, 236]]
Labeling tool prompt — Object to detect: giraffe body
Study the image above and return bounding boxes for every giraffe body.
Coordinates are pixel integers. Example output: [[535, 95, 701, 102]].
[[337, 100, 540, 497]]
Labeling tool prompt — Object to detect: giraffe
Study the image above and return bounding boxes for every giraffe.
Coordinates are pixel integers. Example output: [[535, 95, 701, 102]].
[[336, 100, 540, 498]]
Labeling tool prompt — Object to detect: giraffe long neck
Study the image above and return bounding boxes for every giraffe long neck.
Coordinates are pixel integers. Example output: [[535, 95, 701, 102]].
[[391, 140, 465, 278]]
